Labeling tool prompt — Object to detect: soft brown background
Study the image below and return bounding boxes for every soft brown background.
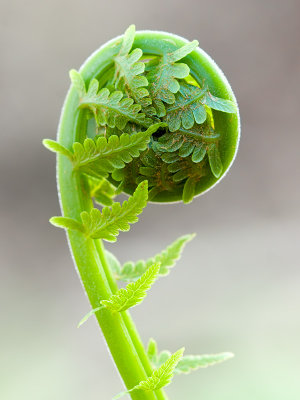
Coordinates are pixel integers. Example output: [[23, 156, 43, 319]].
[[1, 1, 300, 399]]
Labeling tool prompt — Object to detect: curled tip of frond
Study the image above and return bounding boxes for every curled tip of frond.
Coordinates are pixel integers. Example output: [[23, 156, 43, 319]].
[[53, 25, 238, 205]]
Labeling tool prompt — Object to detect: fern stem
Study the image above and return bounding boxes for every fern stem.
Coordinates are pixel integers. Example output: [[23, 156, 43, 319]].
[[95, 240, 167, 400]]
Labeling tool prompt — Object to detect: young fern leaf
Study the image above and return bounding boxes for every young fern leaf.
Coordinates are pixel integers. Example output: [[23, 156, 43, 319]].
[[71, 124, 163, 178], [50, 181, 148, 242], [147, 40, 199, 117], [78, 263, 160, 327], [174, 353, 234, 374], [134, 347, 184, 390], [147, 339, 234, 375], [114, 25, 152, 108], [165, 82, 236, 132], [81, 180, 148, 241], [137, 151, 178, 199], [44, 124, 163, 180], [114, 348, 184, 399], [165, 83, 207, 131], [158, 125, 223, 180], [111, 234, 195, 282], [157, 124, 219, 157], [101, 262, 160, 312], [70, 69, 153, 129]]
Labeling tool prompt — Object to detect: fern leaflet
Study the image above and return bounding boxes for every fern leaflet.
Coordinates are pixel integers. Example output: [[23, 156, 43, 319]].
[[71, 124, 163, 178], [50, 181, 148, 242], [174, 353, 234, 374], [114, 25, 152, 109], [165, 82, 236, 132], [158, 125, 219, 155], [147, 338, 233, 375], [80, 181, 148, 241], [78, 263, 160, 327], [158, 125, 223, 179], [70, 69, 153, 129], [203, 90, 237, 113], [146, 40, 198, 117], [165, 83, 207, 131], [110, 234, 195, 282], [137, 150, 177, 199], [101, 262, 160, 312]]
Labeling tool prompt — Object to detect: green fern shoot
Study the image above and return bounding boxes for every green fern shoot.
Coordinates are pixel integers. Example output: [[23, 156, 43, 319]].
[[44, 23, 239, 400]]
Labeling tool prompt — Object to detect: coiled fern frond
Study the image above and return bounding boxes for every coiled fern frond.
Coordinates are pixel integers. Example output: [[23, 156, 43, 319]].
[[57, 24, 239, 204]]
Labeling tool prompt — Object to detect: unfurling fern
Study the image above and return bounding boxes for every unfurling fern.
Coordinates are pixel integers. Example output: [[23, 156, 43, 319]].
[[45, 24, 239, 400], [44, 24, 239, 204]]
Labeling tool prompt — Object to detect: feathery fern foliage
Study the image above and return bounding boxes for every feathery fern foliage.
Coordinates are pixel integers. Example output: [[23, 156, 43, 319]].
[[78, 263, 160, 327], [101, 262, 160, 312], [147, 338, 234, 375], [71, 124, 163, 178], [107, 234, 195, 281], [165, 82, 236, 132], [50, 181, 148, 242], [146, 41, 198, 117], [70, 69, 153, 129], [80, 180, 148, 241], [114, 25, 153, 109]]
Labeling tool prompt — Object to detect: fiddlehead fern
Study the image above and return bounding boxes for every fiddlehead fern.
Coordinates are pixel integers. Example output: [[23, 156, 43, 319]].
[[44, 24, 240, 400]]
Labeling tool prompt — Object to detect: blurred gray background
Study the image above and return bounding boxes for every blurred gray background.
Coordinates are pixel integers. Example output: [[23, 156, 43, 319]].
[[1, 0, 300, 399]]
